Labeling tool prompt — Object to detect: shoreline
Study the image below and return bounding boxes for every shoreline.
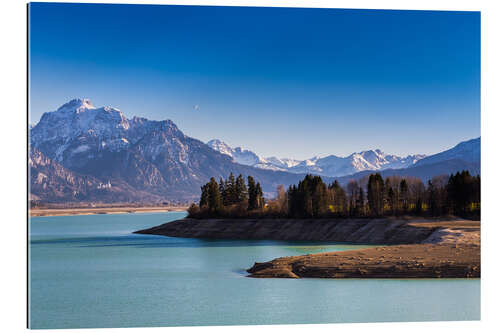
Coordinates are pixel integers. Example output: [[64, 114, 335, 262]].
[[247, 243, 480, 279], [29, 206, 188, 217], [134, 217, 477, 244], [135, 217, 480, 279], [246, 219, 480, 279]]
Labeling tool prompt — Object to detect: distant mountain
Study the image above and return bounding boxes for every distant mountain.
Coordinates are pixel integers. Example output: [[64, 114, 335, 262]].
[[207, 139, 265, 167], [289, 150, 426, 177], [206, 139, 301, 171], [335, 158, 480, 186], [333, 138, 480, 185], [207, 139, 425, 177], [29, 99, 323, 203], [415, 137, 480, 167], [259, 156, 302, 169], [29, 99, 480, 204]]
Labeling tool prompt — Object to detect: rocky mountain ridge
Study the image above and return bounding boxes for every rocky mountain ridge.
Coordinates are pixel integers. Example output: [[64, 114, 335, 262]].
[[30, 99, 324, 203], [208, 139, 426, 177], [29, 98, 480, 204]]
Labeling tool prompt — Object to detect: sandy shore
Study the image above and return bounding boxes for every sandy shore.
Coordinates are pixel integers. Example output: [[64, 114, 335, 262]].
[[247, 220, 480, 279], [30, 206, 188, 217]]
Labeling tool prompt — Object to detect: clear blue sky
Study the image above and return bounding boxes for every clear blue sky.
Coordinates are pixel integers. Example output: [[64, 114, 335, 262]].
[[28, 3, 480, 160]]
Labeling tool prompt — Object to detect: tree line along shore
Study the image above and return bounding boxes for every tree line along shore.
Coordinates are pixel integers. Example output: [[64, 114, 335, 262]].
[[135, 215, 480, 279], [187, 171, 480, 220], [139, 171, 480, 279]]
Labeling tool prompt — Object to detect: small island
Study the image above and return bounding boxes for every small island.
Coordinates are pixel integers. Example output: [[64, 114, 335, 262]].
[[135, 172, 480, 279]]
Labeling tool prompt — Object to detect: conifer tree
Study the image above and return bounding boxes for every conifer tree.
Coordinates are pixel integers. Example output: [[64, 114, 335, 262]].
[[256, 182, 264, 209], [412, 179, 425, 215], [219, 177, 227, 206], [247, 176, 258, 211], [367, 173, 384, 216], [236, 174, 248, 203], [227, 172, 237, 205], [309, 175, 327, 217], [195, 169, 479, 219], [427, 180, 437, 216], [347, 180, 359, 216], [387, 186, 395, 215], [200, 184, 209, 208], [358, 186, 365, 216], [207, 177, 222, 213], [400, 179, 409, 214], [287, 184, 298, 216], [384, 178, 392, 212], [447, 171, 478, 216]]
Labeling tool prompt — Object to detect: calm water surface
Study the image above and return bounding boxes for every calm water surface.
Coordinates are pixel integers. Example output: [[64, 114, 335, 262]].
[[29, 212, 480, 329]]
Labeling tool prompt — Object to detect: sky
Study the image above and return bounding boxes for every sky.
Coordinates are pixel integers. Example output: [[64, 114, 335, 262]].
[[28, 3, 480, 160]]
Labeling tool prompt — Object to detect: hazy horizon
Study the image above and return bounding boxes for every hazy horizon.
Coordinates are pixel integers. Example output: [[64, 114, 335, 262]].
[[29, 3, 480, 160]]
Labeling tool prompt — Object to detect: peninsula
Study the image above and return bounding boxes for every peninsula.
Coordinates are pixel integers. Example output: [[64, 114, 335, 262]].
[[135, 218, 480, 279], [134, 172, 480, 279], [246, 219, 479, 279]]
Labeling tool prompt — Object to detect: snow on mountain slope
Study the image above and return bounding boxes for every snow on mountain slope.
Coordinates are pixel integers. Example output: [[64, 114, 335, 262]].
[[207, 139, 425, 177], [30, 99, 133, 165], [415, 137, 480, 167], [264, 156, 302, 169], [206, 139, 233, 157], [30, 99, 194, 171], [207, 139, 265, 166], [30, 99, 321, 202], [30, 99, 479, 204]]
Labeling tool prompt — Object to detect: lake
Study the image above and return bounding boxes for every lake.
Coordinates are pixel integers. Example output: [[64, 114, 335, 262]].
[[29, 212, 480, 329]]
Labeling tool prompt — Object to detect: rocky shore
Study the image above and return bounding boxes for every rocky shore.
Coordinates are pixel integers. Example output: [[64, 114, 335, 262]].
[[247, 243, 480, 278], [247, 220, 480, 278], [135, 218, 480, 279], [134, 217, 453, 244]]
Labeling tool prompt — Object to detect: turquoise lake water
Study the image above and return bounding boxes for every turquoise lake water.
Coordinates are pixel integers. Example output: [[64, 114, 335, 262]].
[[29, 212, 480, 329]]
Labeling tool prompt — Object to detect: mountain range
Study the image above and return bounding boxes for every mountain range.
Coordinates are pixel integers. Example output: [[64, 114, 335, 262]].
[[29, 99, 325, 203], [29, 99, 480, 204], [207, 139, 426, 177]]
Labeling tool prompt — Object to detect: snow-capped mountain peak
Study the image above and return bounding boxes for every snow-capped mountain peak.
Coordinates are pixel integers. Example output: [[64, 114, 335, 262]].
[[207, 139, 427, 177], [206, 139, 233, 157], [264, 156, 302, 169], [29, 98, 480, 204], [30, 99, 187, 168], [207, 139, 264, 166], [56, 98, 96, 113]]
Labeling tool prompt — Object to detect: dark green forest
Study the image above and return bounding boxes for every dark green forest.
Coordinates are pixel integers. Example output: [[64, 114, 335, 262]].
[[187, 171, 480, 219]]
